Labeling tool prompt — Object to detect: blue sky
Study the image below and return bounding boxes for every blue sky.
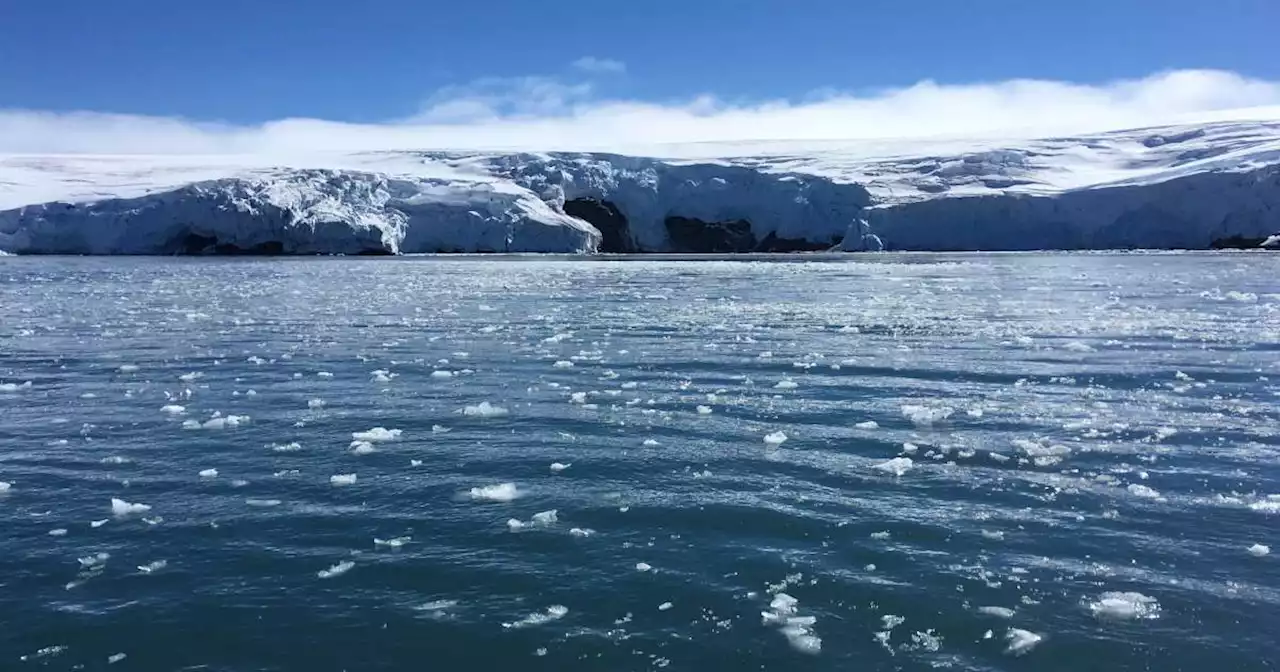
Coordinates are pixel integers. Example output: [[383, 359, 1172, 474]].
[[2, 0, 1277, 123], [2, 0, 1279, 153]]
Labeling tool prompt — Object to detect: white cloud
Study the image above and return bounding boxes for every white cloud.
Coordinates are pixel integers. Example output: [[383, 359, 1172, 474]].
[[570, 56, 626, 75], [1, 69, 1278, 156]]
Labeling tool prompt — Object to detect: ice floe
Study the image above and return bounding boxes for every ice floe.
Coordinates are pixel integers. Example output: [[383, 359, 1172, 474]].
[[873, 457, 913, 477], [198, 468, 218, 478], [330, 474, 358, 486], [352, 427, 401, 442], [763, 431, 789, 446], [462, 402, 508, 418], [1004, 628, 1043, 656], [469, 482, 520, 502], [549, 462, 571, 473], [503, 605, 568, 629], [1088, 592, 1161, 620], [761, 592, 821, 655], [317, 560, 355, 579], [110, 498, 151, 516]]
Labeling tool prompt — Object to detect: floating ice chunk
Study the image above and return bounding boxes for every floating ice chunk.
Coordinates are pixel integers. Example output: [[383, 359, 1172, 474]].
[[117, 364, 139, 373], [48, 528, 68, 536], [855, 420, 879, 430], [636, 562, 653, 572], [245, 499, 282, 507], [1004, 628, 1042, 656], [317, 371, 334, 378], [317, 560, 355, 579], [1225, 291, 1258, 303], [374, 536, 411, 548], [873, 457, 913, 477], [696, 405, 713, 415], [1088, 592, 1161, 620], [532, 510, 558, 525], [198, 468, 218, 478], [352, 427, 401, 442], [870, 531, 891, 540], [178, 372, 201, 382], [881, 614, 906, 630], [409, 459, 423, 467], [553, 360, 574, 369], [901, 404, 954, 427], [371, 369, 397, 383], [108, 653, 127, 664], [462, 402, 508, 418], [330, 474, 358, 486], [506, 519, 529, 531], [111, 498, 151, 516], [431, 370, 454, 379], [761, 592, 821, 655], [307, 398, 325, 409], [19, 645, 68, 661], [1063, 341, 1095, 352], [469, 483, 519, 502], [1247, 543, 1270, 557], [549, 462, 571, 473], [137, 560, 167, 574], [503, 605, 568, 629], [569, 527, 595, 537], [1127, 484, 1161, 499], [989, 452, 1010, 463], [901, 442, 918, 455], [90, 519, 108, 528], [763, 431, 789, 446], [774, 379, 798, 390], [0, 481, 11, 492], [570, 392, 587, 404], [160, 404, 186, 415], [185, 415, 250, 430], [658, 601, 673, 611], [643, 439, 660, 447], [0, 380, 33, 393], [349, 441, 377, 455], [981, 530, 1005, 541], [271, 442, 303, 452], [978, 606, 1016, 619], [432, 424, 451, 433]]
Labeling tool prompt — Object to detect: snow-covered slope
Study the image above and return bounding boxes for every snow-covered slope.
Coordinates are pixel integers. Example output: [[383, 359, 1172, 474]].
[[1, 117, 1278, 254]]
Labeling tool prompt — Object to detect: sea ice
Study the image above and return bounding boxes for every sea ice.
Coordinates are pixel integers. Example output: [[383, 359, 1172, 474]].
[[763, 431, 789, 446], [873, 457, 913, 476], [110, 498, 151, 516], [469, 483, 519, 502], [503, 605, 569, 629], [349, 441, 377, 455], [198, 468, 218, 478], [549, 462, 571, 472], [855, 420, 879, 429], [1004, 628, 1043, 656], [462, 402, 509, 418], [1247, 543, 1270, 557], [901, 404, 954, 427], [137, 560, 168, 574], [330, 474, 358, 486], [317, 560, 355, 579], [352, 427, 401, 442], [1088, 592, 1161, 620], [160, 404, 186, 415], [978, 606, 1016, 618]]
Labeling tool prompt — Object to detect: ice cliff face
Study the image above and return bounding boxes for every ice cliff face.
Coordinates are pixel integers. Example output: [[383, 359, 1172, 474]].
[[0, 117, 1278, 254]]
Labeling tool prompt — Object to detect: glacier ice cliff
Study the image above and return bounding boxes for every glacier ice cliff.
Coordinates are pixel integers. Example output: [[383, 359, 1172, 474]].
[[1, 117, 1278, 254]]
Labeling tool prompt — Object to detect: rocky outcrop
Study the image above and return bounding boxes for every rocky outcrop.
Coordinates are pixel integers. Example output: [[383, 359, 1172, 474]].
[[563, 199, 634, 253]]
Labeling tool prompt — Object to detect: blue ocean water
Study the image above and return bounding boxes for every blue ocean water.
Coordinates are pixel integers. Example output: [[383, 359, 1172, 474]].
[[0, 253, 1277, 671]]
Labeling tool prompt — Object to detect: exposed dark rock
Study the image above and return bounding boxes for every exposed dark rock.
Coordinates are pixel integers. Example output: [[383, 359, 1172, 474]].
[[166, 230, 390, 256], [564, 199, 633, 253], [755, 231, 837, 252], [664, 216, 756, 253], [1210, 234, 1272, 250]]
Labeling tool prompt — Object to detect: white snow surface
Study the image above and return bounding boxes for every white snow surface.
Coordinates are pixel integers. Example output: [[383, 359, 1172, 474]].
[[2, 116, 1279, 253]]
